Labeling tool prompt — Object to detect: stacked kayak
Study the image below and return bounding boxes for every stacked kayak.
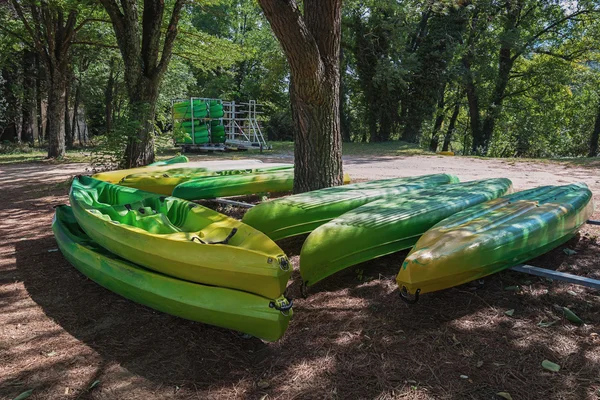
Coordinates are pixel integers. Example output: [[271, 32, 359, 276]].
[[397, 184, 594, 296], [119, 164, 293, 195], [92, 159, 269, 184], [242, 174, 460, 240], [172, 170, 351, 200], [148, 155, 189, 167], [300, 178, 513, 286], [69, 176, 290, 299], [53, 206, 291, 341]]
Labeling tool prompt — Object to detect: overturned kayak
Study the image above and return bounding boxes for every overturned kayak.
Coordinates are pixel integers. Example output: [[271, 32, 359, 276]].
[[92, 159, 267, 184], [52, 206, 292, 342], [70, 176, 291, 298], [172, 170, 350, 200], [173, 169, 295, 200], [300, 178, 513, 286], [397, 184, 594, 297], [242, 174, 459, 240], [119, 164, 293, 195], [148, 155, 189, 166]]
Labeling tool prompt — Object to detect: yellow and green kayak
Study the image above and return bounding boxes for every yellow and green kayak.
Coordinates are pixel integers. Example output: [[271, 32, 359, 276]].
[[397, 184, 594, 297], [300, 178, 513, 286], [242, 174, 460, 240], [52, 206, 292, 342], [120, 164, 293, 195], [92, 159, 267, 184], [69, 176, 291, 299]]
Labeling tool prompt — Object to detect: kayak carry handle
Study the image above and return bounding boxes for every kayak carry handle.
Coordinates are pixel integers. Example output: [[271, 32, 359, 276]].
[[399, 287, 420, 304], [190, 228, 238, 245], [269, 297, 294, 316], [279, 256, 290, 271]]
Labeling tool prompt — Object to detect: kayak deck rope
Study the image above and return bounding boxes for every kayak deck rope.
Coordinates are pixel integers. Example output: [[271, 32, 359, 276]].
[[190, 228, 238, 245]]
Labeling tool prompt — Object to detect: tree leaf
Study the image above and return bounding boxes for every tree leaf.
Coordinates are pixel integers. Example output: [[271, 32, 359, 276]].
[[12, 389, 33, 400], [563, 307, 583, 325], [542, 360, 560, 372], [89, 380, 100, 390], [504, 285, 520, 291], [505, 309, 515, 316], [562, 248, 577, 256], [496, 392, 513, 400], [537, 320, 557, 328]]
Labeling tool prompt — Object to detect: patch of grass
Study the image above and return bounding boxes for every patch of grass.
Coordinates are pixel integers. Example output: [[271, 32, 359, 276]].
[[0, 149, 92, 165], [342, 141, 428, 156]]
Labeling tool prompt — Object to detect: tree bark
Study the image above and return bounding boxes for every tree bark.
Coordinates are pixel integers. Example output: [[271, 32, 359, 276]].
[[105, 58, 115, 134], [429, 91, 445, 152], [589, 104, 600, 157], [46, 69, 66, 158], [258, 0, 343, 192], [64, 68, 72, 149], [99, 0, 185, 167], [442, 101, 460, 152], [21, 51, 36, 144], [71, 80, 80, 145]]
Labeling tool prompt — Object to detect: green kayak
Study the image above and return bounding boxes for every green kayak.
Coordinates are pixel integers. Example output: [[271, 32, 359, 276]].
[[53, 206, 292, 341], [242, 174, 460, 241], [397, 184, 594, 296], [69, 176, 291, 299], [172, 169, 295, 200], [300, 178, 513, 286], [148, 155, 189, 167]]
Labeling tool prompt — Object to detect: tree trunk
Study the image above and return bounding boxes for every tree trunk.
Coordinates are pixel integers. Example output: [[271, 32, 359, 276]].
[[442, 102, 460, 152], [429, 85, 446, 152], [71, 81, 80, 145], [64, 72, 72, 149], [258, 0, 344, 193], [46, 70, 66, 158], [21, 51, 36, 144], [589, 104, 600, 157], [105, 58, 115, 134], [35, 53, 44, 143], [122, 80, 158, 167]]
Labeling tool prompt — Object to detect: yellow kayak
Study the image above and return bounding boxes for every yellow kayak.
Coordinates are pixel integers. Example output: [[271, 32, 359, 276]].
[[397, 184, 594, 298], [92, 160, 268, 184], [69, 176, 291, 299], [119, 164, 293, 195], [53, 205, 292, 342]]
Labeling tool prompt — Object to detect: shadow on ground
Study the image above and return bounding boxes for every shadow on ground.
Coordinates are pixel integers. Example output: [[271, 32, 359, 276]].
[[1, 162, 599, 399]]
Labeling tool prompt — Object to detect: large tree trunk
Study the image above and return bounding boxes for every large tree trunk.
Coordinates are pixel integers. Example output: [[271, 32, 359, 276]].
[[71, 81, 80, 145], [442, 102, 460, 152], [259, 0, 344, 192], [122, 80, 158, 167], [46, 70, 66, 158], [589, 104, 600, 157]]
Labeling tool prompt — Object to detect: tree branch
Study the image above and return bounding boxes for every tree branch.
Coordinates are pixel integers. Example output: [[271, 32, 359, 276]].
[[156, 0, 185, 77], [512, 8, 600, 62]]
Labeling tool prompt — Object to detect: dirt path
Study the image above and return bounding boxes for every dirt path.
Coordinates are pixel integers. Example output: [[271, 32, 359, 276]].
[[1, 156, 599, 400]]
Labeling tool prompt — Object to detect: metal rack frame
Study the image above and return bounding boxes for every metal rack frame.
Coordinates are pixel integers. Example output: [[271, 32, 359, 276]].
[[172, 97, 270, 152]]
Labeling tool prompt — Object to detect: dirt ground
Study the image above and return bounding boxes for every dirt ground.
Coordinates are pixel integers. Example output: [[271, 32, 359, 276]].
[[1, 155, 599, 400]]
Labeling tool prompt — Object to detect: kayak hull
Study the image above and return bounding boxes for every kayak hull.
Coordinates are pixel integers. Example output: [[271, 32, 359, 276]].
[[242, 174, 460, 241], [397, 184, 594, 294], [52, 206, 292, 342], [120, 164, 293, 196], [300, 178, 513, 286], [70, 176, 291, 298], [92, 160, 267, 184]]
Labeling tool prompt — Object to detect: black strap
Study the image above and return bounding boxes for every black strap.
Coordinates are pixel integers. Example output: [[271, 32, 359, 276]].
[[399, 287, 420, 304], [190, 228, 238, 245], [124, 204, 132, 211]]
